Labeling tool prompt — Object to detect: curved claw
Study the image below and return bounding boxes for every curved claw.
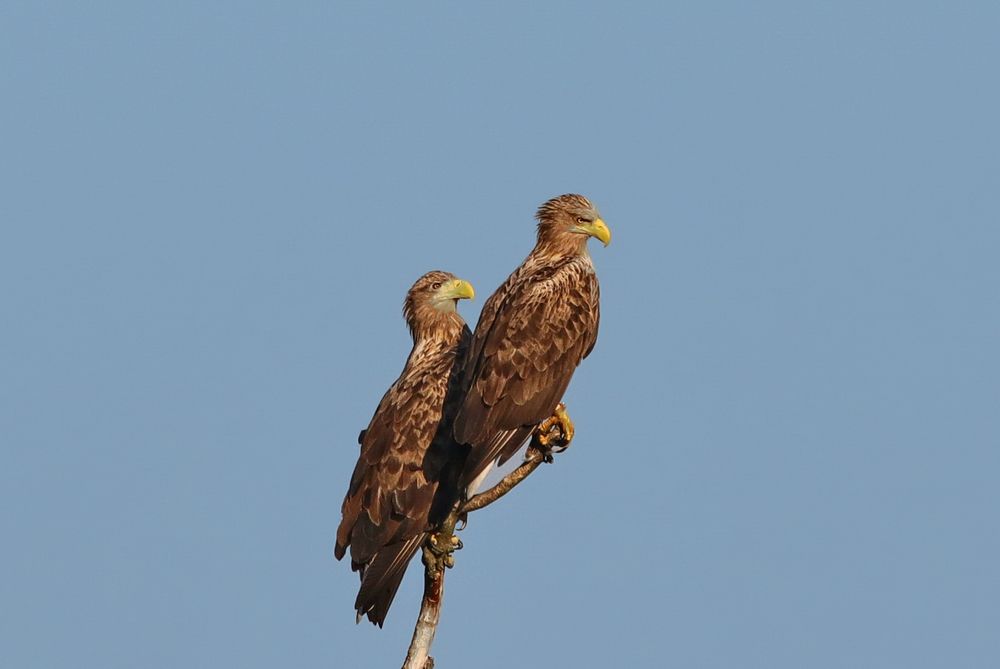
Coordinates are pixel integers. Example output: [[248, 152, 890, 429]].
[[552, 403, 574, 448], [428, 532, 460, 554], [425, 529, 464, 575], [534, 402, 575, 452]]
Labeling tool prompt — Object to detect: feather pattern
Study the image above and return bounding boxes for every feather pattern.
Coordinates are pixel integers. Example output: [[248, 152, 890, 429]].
[[335, 271, 471, 626], [454, 194, 604, 488]]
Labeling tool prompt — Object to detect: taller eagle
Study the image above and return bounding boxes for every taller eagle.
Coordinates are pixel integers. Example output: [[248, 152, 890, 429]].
[[454, 194, 610, 489], [335, 271, 474, 626]]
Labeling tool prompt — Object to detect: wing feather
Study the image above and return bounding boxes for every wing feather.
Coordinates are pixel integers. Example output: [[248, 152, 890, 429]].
[[455, 258, 599, 487], [335, 326, 471, 624]]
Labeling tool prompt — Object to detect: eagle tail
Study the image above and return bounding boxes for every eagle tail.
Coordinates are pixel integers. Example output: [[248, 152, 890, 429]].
[[461, 426, 533, 490], [354, 533, 424, 627]]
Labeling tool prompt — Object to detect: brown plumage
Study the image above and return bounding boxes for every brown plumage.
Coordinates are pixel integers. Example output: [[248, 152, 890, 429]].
[[454, 194, 610, 489], [335, 271, 473, 626]]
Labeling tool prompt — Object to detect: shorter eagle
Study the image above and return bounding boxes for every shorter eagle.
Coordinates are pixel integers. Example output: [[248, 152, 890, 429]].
[[335, 271, 474, 626], [454, 194, 610, 490]]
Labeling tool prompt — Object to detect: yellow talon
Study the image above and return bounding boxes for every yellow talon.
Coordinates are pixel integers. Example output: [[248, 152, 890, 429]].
[[553, 403, 574, 445], [424, 530, 463, 575], [534, 402, 575, 452]]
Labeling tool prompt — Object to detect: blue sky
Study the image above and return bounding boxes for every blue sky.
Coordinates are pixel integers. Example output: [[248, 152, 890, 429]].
[[2, 2, 998, 667]]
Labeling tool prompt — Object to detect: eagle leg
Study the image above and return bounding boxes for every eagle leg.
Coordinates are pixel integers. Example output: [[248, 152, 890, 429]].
[[534, 402, 575, 462]]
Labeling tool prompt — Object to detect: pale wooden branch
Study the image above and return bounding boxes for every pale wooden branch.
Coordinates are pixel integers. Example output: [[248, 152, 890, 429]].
[[401, 545, 445, 669], [401, 407, 570, 669]]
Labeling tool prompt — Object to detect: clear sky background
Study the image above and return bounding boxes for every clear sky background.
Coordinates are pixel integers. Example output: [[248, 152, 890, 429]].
[[2, 2, 998, 667]]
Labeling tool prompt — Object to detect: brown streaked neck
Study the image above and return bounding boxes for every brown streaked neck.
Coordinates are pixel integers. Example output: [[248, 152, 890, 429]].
[[408, 307, 466, 346], [532, 232, 590, 260]]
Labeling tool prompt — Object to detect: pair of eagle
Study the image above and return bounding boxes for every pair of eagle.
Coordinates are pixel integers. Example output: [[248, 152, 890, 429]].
[[335, 194, 611, 625]]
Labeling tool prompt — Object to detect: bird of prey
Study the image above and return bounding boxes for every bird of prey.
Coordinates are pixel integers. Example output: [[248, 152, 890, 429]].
[[335, 271, 475, 626], [454, 194, 610, 491]]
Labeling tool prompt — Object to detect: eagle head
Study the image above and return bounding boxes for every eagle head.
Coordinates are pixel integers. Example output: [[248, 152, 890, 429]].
[[535, 193, 612, 251], [402, 271, 475, 340]]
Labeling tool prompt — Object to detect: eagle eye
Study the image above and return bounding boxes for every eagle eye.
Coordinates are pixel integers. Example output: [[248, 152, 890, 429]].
[[431, 282, 442, 290], [576, 216, 590, 224]]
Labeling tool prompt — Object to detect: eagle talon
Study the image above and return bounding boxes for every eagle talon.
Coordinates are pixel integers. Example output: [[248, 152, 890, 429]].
[[533, 402, 575, 456], [425, 530, 463, 575], [428, 532, 462, 555]]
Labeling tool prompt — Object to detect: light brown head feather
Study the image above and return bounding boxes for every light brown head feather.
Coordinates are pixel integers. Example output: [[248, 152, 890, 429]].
[[534, 193, 604, 255]]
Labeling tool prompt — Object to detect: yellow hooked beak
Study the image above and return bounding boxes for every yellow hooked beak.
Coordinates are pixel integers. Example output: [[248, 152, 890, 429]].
[[576, 218, 612, 246], [441, 278, 475, 300]]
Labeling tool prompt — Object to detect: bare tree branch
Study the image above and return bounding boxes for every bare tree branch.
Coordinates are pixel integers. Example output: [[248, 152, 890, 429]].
[[401, 405, 572, 668], [401, 546, 445, 669]]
